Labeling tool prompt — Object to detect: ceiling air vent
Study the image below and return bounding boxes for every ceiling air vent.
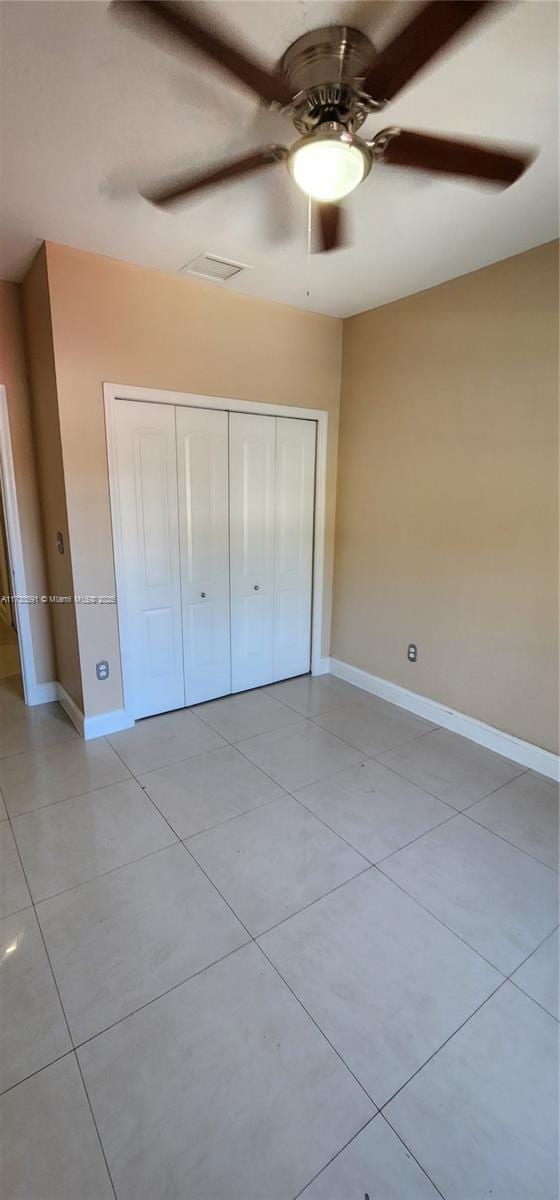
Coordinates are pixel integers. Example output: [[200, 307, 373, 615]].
[[178, 253, 250, 282]]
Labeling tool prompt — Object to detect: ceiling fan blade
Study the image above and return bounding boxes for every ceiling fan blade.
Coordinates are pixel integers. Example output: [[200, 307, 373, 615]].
[[315, 203, 346, 253], [144, 145, 288, 207], [111, 1, 292, 106], [378, 129, 531, 186], [362, 1, 493, 103]]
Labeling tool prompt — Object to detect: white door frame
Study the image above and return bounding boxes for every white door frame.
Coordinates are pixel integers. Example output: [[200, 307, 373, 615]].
[[104, 382, 330, 722], [0, 384, 47, 705]]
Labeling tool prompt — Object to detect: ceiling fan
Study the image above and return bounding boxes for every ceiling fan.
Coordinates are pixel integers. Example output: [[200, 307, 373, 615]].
[[111, 0, 534, 252]]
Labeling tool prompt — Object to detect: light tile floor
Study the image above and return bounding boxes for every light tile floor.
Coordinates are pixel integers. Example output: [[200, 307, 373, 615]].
[[0, 669, 558, 1200]]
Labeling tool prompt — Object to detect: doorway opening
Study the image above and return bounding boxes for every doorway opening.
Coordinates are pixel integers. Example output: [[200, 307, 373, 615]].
[[0, 481, 23, 689]]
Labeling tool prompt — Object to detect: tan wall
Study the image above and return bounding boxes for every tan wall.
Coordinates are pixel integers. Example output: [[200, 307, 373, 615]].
[[42, 242, 342, 718], [21, 251, 83, 707], [0, 279, 55, 684], [332, 241, 559, 755]]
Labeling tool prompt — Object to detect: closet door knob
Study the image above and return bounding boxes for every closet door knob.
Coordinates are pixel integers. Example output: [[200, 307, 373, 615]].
[[200, 592, 207, 599], [253, 585, 260, 591]]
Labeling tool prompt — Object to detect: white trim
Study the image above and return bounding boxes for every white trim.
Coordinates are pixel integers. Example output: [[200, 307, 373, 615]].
[[103, 382, 330, 723], [312, 655, 332, 676], [82, 704, 134, 740], [56, 682, 133, 739], [33, 682, 59, 704], [0, 384, 57, 706], [56, 683, 85, 736], [328, 657, 560, 782]]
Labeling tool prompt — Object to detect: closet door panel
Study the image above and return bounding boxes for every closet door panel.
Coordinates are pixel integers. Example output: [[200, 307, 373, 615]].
[[229, 412, 275, 692], [273, 417, 316, 681], [176, 406, 231, 705], [113, 399, 184, 719]]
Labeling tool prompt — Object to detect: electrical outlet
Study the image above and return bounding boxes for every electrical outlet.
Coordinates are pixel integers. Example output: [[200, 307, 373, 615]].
[[407, 644, 417, 663], [96, 660, 109, 681]]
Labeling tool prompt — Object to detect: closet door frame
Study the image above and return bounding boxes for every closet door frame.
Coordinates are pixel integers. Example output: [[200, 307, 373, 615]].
[[104, 383, 329, 728]]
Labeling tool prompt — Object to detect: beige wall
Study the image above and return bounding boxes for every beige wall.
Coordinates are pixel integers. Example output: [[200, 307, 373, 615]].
[[21, 250, 82, 706], [42, 242, 342, 718], [332, 241, 559, 754], [0, 279, 55, 684]]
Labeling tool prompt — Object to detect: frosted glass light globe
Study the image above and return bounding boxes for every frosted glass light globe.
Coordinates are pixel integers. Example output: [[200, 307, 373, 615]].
[[289, 134, 370, 202]]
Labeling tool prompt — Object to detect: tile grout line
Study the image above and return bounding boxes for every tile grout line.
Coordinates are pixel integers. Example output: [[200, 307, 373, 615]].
[[180, 788, 290, 840], [307, 711, 442, 758], [4, 684, 556, 1196], [112, 738, 400, 1153], [504, 923, 560, 1022], [19, 837, 179, 908], [379, 1112, 447, 1200], [4, 764, 134, 822], [73, 1052, 119, 1200], [115, 702, 544, 997], [7, 699, 552, 1021], [180, 721, 526, 988], [106, 732, 233, 779], [248, 862, 375, 940], [0, 730, 79, 766], [460, 808, 559, 874], [68, 940, 253, 1054], [365, 753, 528, 814], [141, 686, 525, 835], [52, 740, 552, 1107], [508, 972, 560, 1022], [290, 787, 458, 871], [110, 739, 258, 944], [198, 711, 539, 895], [289, 1115, 380, 1200], [4, 730, 259, 1180], [113, 737, 388, 1120], [200, 694, 543, 882], [255, 937, 379, 1112], [504, 921, 560, 978], [0, 1047, 75, 1099], [292, 757, 464, 816], [258, 868, 548, 1148], [370, 783, 558, 876], [157, 715, 470, 1137], [4, 806, 119, 1200], [208, 715, 387, 812], [459, 765, 546, 811], [0, 720, 81, 766], [378, 975, 509, 1115], [373, 860, 511, 978]]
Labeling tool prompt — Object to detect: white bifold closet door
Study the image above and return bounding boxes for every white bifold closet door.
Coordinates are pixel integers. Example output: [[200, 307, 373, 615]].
[[273, 416, 316, 682], [229, 412, 316, 692], [176, 406, 231, 705], [112, 401, 316, 718], [229, 412, 276, 692], [113, 399, 184, 719]]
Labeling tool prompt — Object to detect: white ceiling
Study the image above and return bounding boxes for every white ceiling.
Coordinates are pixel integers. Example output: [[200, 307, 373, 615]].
[[0, 0, 558, 317]]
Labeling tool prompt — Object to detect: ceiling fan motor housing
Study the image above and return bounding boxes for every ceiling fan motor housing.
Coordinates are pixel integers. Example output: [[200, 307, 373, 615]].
[[281, 25, 381, 133]]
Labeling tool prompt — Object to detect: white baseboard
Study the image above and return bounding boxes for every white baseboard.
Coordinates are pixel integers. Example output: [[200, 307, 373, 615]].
[[83, 706, 134, 740], [311, 656, 332, 676], [56, 683, 85, 736], [327, 657, 560, 782], [55, 683, 133, 740], [25, 681, 58, 705]]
